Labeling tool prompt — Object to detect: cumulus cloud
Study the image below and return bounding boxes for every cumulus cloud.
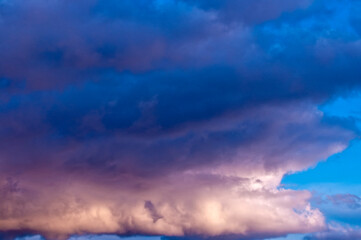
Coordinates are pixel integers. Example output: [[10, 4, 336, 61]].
[[0, 0, 360, 239], [0, 103, 351, 239]]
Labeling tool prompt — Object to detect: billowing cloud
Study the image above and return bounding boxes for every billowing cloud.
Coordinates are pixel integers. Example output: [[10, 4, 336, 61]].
[[0, 102, 351, 239], [0, 0, 361, 239]]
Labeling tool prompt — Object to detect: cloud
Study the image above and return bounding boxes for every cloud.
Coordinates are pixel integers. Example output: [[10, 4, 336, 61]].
[[304, 224, 361, 240], [0, 170, 325, 240], [0, 103, 351, 239], [0, 0, 360, 239], [180, 0, 312, 24], [327, 194, 361, 210], [308, 192, 361, 227], [0, 0, 360, 94]]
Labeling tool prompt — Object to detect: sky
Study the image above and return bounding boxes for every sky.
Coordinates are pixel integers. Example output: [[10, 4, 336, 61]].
[[0, 0, 361, 240]]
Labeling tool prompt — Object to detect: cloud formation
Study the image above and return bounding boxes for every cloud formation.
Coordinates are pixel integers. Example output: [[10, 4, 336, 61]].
[[0, 0, 361, 239], [0, 103, 350, 239]]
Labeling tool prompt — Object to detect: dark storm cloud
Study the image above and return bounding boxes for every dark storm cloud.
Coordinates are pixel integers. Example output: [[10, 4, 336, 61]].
[[0, 0, 361, 239]]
